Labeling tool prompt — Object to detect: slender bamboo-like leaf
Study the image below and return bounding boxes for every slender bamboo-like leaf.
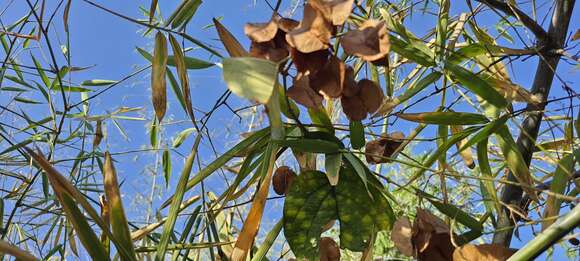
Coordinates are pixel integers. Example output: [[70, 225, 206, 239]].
[[477, 139, 500, 214], [162, 147, 172, 187], [276, 139, 341, 154], [450, 125, 475, 168], [375, 71, 442, 116], [222, 57, 278, 104], [213, 18, 248, 57], [152, 32, 168, 122], [148, 0, 158, 23], [169, 34, 195, 122], [494, 125, 538, 202], [173, 128, 196, 148], [445, 62, 508, 109], [156, 135, 202, 261], [0, 240, 38, 261], [250, 218, 283, 261], [399, 111, 489, 125], [542, 151, 576, 230], [81, 79, 117, 86], [103, 152, 137, 259], [349, 121, 365, 150], [170, 0, 202, 29]]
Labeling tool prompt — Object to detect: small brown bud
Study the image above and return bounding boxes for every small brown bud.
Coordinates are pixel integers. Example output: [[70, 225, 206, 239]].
[[319, 237, 340, 261], [272, 166, 297, 195]]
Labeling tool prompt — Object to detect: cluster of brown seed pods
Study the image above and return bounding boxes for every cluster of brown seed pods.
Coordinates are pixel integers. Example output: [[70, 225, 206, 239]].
[[244, 0, 390, 121]]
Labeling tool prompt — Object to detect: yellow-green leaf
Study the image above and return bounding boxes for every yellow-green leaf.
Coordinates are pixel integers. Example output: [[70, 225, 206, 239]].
[[222, 57, 278, 104], [213, 18, 248, 57], [168, 34, 195, 122], [399, 111, 489, 125]]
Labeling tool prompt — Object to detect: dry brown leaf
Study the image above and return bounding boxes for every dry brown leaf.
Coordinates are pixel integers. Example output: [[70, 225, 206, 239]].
[[276, 17, 300, 32], [249, 41, 289, 63], [310, 0, 354, 25], [214, 18, 249, 57], [415, 209, 450, 234], [272, 166, 296, 195], [310, 56, 346, 98], [572, 29, 580, 41], [291, 48, 330, 75], [152, 32, 168, 122], [286, 3, 333, 53], [358, 79, 384, 114], [364, 131, 405, 164], [412, 209, 454, 261], [341, 20, 390, 62], [341, 66, 358, 97], [391, 217, 414, 256], [417, 232, 454, 261], [287, 73, 324, 108], [93, 120, 103, 149], [341, 94, 367, 121], [319, 237, 341, 261], [452, 244, 517, 261], [245, 16, 298, 63], [450, 125, 475, 169]]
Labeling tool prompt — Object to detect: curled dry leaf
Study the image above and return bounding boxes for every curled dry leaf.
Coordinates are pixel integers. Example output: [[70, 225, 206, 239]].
[[452, 244, 517, 261], [93, 120, 103, 149], [272, 166, 297, 195], [286, 3, 333, 53], [364, 131, 405, 164], [341, 66, 358, 97], [391, 217, 414, 256], [358, 79, 384, 114], [341, 95, 367, 121], [450, 125, 475, 169], [341, 20, 390, 62], [287, 73, 324, 109], [310, 0, 354, 25], [291, 48, 330, 75], [319, 237, 341, 261], [310, 56, 346, 98], [413, 209, 454, 261]]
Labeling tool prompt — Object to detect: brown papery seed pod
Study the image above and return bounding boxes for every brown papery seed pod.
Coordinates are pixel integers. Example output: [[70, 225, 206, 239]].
[[272, 166, 297, 195], [358, 79, 384, 114], [319, 237, 340, 261]]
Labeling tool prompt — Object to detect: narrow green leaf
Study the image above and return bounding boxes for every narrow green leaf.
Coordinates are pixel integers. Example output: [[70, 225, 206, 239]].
[[325, 153, 342, 186], [349, 121, 365, 149], [276, 139, 340, 154], [170, 0, 202, 29], [542, 151, 576, 230], [162, 148, 172, 187], [399, 111, 489, 125], [104, 152, 137, 260], [156, 135, 202, 261], [81, 79, 117, 86], [172, 128, 196, 148], [445, 62, 508, 109], [250, 218, 283, 261]]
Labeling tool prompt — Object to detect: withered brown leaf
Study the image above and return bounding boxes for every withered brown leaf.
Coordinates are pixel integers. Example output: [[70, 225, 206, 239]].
[[341, 20, 390, 62], [285, 3, 333, 53], [319, 237, 340, 261], [364, 131, 405, 164], [391, 217, 414, 256], [244, 19, 278, 43]]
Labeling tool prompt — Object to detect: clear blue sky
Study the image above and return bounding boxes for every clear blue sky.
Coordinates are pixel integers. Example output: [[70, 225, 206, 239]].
[[1, 0, 578, 259]]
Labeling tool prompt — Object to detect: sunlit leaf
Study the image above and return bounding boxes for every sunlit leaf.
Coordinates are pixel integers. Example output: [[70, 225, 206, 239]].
[[222, 57, 278, 104], [152, 32, 168, 122]]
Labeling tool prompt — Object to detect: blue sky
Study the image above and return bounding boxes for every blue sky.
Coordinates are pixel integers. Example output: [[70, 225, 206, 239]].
[[1, 0, 579, 259]]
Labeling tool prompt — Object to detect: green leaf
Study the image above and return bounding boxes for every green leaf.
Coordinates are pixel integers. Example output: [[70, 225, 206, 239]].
[[308, 107, 334, 134], [349, 121, 365, 149], [284, 169, 393, 259], [14, 97, 42, 104], [156, 135, 202, 261], [542, 150, 577, 230], [398, 111, 489, 125], [445, 62, 508, 109], [81, 79, 117, 86], [162, 148, 172, 187], [494, 125, 537, 201], [172, 128, 196, 148], [222, 57, 278, 104], [324, 153, 342, 186], [477, 139, 500, 214], [250, 218, 283, 261], [104, 152, 137, 260], [388, 36, 435, 67], [276, 139, 341, 154], [170, 0, 202, 29]]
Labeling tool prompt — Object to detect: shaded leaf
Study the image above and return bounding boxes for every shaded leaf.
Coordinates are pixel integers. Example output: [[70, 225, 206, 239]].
[[399, 111, 489, 125]]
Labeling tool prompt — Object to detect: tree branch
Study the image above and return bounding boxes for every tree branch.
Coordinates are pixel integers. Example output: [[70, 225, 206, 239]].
[[493, 0, 576, 247]]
